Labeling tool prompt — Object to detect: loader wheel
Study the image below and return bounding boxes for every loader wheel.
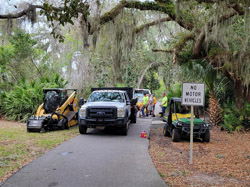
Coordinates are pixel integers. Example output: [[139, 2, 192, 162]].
[[40, 128, 46, 133], [58, 119, 68, 130], [64, 119, 69, 130], [79, 125, 87, 134]]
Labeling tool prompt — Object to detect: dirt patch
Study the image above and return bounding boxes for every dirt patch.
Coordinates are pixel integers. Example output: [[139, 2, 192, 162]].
[[149, 126, 250, 186]]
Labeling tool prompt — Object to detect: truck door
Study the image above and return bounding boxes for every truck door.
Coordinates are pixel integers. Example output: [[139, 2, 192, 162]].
[[124, 92, 131, 117]]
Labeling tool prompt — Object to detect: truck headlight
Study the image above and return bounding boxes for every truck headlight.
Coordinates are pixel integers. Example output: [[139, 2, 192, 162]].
[[117, 108, 125, 118], [80, 107, 87, 118]]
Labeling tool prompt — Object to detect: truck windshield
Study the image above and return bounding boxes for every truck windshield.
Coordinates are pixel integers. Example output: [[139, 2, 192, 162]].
[[134, 89, 150, 95], [88, 92, 124, 102]]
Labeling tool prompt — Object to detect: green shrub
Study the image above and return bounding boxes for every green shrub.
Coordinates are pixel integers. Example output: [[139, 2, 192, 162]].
[[223, 113, 240, 132], [221, 102, 250, 132], [0, 91, 3, 114], [167, 83, 182, 99], [154, 80, 166, 98], [0, 73, 68, 122]]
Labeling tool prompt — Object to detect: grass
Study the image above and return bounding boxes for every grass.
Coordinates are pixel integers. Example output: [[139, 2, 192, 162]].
[[0, 120, 79, 183]]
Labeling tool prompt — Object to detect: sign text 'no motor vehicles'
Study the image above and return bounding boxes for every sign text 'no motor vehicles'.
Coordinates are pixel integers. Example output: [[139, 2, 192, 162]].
[[181, 83, 205, 106]]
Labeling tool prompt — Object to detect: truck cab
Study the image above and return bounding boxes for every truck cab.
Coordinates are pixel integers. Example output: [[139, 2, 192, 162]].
[[78, 87, 137, 135]]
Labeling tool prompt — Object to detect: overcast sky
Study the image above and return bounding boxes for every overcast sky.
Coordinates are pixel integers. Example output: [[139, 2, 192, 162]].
[[0, 0, 41, 14]]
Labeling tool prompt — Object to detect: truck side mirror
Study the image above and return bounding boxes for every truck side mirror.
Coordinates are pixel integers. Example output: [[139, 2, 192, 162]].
[[79, 98, 84, 106]]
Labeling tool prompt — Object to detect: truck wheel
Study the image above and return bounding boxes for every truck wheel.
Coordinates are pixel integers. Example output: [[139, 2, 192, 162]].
[[131, 114, 137, 123], [202, 130, 210, 142], [163, 125, 170, 137], [79, 125, 87, 134], [121, 121, 128, 136], [172, 128, 180, 142]]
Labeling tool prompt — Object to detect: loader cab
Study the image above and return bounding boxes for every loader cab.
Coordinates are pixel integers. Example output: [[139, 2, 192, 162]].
[[43, 89, 73, 114], [27, 88, 78, 132]]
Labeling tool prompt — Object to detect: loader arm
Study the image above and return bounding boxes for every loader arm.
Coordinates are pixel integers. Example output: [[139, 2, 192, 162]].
[[35, 103, 46, 117], [57, 91, 77, 114]]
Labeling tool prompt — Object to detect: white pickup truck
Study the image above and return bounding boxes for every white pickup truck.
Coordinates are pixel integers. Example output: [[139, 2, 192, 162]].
[[134, 89, 151, 97], [78, 87, 137, 135]]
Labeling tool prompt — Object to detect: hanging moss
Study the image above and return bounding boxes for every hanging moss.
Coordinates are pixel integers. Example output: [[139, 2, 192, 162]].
[[124, 1, 175, 17], [203, 0, 250, 93], [208, 47, 224, 58]]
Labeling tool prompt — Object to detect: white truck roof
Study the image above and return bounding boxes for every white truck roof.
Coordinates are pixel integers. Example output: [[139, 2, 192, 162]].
[[93, 90, 126, 93], [134, 89, 151, 95]]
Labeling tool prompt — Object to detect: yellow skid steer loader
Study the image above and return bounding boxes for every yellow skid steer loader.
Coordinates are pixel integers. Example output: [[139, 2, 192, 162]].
[[27, 88, 78, 132]]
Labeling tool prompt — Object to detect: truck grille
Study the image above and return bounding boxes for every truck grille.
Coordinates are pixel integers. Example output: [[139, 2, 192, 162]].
[[87, 107, 117, 119]]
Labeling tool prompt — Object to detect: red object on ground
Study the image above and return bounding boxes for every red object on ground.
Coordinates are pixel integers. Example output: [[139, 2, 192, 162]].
[[141, 130, 147, 138]]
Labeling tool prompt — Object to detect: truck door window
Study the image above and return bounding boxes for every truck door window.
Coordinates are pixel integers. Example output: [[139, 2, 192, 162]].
[[124, 92, 130, 103]]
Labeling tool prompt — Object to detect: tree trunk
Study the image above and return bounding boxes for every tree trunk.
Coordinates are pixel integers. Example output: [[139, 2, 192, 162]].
[[235, 80, 250, 109], [207, 91, 222, 126], [136, 62, 158, 89], [113, 44, 123, 84]]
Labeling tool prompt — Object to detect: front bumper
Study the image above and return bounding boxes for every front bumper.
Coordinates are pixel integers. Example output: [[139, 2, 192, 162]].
[[79, 117, 126, 127], [181, 124, 211, 137]]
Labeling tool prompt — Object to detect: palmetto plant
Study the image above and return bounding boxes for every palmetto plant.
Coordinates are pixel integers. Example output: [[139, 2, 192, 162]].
[[0, 73, 68, 122]]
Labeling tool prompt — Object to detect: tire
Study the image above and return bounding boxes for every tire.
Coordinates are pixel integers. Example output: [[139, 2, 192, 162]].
[[79, 125, 87, 134], [27, 128, 31, 133], [121, 119, 128, 136], [57, 119, 65, 130], [172, 128, 180, 142], [40, 127, 46, 133], [131, 114, 137, 123], [64, 119, 69, 129], [163, 125, 171, 137], [202, 130, 210, 142], [130, 107, 137, 123]]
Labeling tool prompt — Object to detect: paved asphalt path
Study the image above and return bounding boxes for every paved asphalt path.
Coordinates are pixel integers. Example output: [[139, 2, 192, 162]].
[[1, 116, 166, 187]]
